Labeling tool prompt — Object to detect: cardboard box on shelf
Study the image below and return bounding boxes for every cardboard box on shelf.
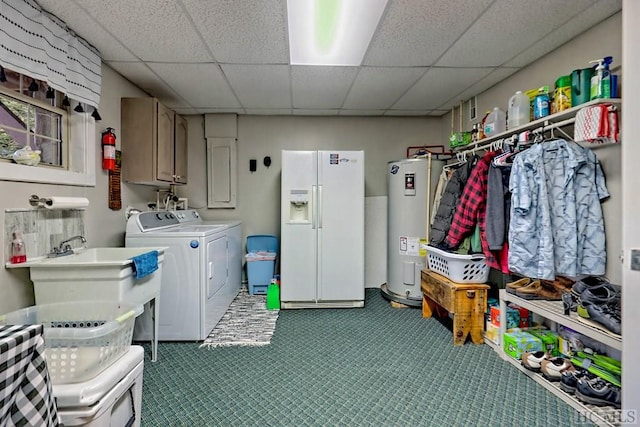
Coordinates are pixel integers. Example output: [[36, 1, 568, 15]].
[[503, 330, 543, 360], [489, 305, 531, 328], [485, 321, 500, 345], [529, 329, 559, 357]]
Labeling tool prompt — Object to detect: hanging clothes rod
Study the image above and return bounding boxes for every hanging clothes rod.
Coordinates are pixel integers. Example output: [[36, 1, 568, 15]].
[[453, 116, 578, 158]]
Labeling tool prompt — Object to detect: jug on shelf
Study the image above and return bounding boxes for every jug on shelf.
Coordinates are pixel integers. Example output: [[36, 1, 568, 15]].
[[571, 67, 593, 107]]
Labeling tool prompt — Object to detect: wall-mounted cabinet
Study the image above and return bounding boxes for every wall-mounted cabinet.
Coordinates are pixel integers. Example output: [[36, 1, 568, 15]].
[[121, 98, 188, 186]]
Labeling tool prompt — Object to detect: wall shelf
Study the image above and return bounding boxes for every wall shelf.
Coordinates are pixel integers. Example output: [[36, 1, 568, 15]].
[[492, 289, 622, 426], [453, 98, 621, 153]]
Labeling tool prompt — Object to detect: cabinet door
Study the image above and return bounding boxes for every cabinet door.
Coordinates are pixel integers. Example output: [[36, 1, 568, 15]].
[[156, 104, 175, 183], [174, 114, 188, 184]]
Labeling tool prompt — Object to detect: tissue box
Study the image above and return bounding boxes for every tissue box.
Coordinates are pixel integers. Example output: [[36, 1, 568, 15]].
[[503, 331, 543, 360], [508, 304, 532, 328], [489, 306, 520, 329], [529, 330, 559, 357]]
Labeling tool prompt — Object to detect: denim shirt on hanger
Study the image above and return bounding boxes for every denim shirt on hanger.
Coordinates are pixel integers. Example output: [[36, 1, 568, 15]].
[[508, 139, 609, 280]]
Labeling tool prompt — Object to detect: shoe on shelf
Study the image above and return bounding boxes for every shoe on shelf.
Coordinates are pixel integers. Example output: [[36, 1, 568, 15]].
[[540, 357, 575, 382], [571, 276, 612, 299], [541, 276, 574, 294], [581, 303, 621, 335], [575, 377, 622, 409], [521, 351, 549, 372], [505, 277, 531, 294], [579, 283, 620, 307], [560, 369, 595, 394], [515, 281, 563, 301]]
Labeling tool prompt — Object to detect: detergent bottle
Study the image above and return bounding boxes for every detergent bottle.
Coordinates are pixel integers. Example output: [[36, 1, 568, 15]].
[[266, 278, 280, 310], [589, 57, 611, 100]]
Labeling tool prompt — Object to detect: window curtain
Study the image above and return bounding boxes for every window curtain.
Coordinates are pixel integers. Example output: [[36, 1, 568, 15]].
[[0, 0, 101, 107]]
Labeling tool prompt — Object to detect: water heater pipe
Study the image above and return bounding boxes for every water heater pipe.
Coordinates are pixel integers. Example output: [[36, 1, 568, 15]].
[[425, 153, 432, 242]]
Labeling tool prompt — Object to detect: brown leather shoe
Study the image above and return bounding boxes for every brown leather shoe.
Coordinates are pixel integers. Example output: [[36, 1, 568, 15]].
[[506, 277, 531, 294], [515, 280, 563, 301], [542, 276, 575, 293]]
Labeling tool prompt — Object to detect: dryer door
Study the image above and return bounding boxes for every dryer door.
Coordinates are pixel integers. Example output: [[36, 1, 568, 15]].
[[207, 235, 228, 298]]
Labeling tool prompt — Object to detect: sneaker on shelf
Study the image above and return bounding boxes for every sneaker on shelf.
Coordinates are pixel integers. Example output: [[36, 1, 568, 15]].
[[521, 351, 549, 372], [578, 302, 621, 335], [560, 369, 595, 394], [575, 377, 622, 409], [505, 277, 532, 294], [571, 276, 611, 299], [579, 283, 620, 307], [540, 357, 575, 382]]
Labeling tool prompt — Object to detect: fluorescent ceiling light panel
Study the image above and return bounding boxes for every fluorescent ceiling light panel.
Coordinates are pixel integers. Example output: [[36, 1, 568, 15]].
[[287, 0, 388, 66]]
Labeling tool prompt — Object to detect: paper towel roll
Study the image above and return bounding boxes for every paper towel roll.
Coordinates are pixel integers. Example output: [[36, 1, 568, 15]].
[[44, 197, 90, 209]]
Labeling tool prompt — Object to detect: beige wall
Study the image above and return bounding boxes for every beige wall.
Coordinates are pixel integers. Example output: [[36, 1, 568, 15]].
[[0, 64, 157, 313], [181, 115, 443, 238], [439, 12, 623, 284]]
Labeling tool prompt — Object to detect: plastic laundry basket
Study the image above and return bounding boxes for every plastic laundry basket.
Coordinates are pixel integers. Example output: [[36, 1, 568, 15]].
[[425, 245, 489, 283], [246, 235, 278, 295], [0, 301, 143, 384]]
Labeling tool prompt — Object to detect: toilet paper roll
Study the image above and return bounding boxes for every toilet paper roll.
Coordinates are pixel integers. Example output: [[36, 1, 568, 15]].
[[44, 197, 90, 209]]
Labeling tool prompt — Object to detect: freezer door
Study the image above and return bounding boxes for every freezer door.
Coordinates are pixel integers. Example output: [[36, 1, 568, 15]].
[[317, 151, 365, 301], [281, 150, 318, 302]]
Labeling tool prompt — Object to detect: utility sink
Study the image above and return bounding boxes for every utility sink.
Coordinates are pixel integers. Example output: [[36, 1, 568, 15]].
[[34, 247, 164, 267], [26, 246, 167, 362]]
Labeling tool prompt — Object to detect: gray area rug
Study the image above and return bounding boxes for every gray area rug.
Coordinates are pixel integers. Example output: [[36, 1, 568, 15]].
[[200, 288, 279, 348]]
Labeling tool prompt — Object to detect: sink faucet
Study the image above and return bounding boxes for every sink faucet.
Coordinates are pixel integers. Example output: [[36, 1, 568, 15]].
[[49, 235, 86, 257]]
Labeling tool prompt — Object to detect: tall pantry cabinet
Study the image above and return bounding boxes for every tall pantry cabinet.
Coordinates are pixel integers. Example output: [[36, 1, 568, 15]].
[[121, 97, 188, 185]]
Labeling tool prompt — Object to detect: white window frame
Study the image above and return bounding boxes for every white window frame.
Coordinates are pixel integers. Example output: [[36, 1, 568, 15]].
[[0, 88, 95, 187]]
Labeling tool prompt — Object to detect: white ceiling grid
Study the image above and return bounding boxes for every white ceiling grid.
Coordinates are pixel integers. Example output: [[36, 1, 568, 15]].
[[34, 0, 621, 116]]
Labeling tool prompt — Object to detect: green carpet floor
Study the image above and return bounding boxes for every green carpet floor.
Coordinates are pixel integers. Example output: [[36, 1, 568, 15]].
[[140, 289, 589, 426]]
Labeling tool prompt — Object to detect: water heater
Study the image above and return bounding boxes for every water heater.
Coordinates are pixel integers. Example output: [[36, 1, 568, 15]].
[[382, 157, 444, 306]]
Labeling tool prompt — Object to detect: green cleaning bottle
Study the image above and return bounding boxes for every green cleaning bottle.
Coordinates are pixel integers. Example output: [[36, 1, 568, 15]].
[[266, 279, 280, 310]]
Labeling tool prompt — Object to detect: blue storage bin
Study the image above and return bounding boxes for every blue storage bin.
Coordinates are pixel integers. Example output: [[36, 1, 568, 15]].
[[246, 235, 278, 295]]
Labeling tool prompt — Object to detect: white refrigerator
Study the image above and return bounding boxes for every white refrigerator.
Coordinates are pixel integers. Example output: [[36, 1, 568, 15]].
[[280, 150, 365, 308]]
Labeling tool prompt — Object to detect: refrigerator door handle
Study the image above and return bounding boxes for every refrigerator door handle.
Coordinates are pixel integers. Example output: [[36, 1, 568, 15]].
[[318, 185, 323, 229], [312, 185, 317, 229]]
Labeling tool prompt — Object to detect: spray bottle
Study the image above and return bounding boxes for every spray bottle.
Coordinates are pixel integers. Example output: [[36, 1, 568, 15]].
[[589, 57, 611, 100]]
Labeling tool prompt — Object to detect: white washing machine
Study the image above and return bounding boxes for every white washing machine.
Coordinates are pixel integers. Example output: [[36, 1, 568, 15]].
[[54, 346, 144, 426], [125, 210, 242, 341]]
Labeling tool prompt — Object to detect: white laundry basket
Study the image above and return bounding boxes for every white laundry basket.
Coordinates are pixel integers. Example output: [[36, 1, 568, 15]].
[[0, 301, 143, 384], [425, 245, 489, 283]]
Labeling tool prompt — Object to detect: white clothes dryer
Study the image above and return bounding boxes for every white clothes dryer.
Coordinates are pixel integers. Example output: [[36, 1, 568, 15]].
[[125, 210, 242, 341]]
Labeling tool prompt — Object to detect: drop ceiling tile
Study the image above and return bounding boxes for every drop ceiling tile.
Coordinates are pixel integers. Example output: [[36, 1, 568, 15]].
[[291, 66, 358, 109], [36, 0, 137, 61], [342, 67, 427, 110], [293, 109, 340, 116], [245, 108, 293, 115], [74, 0, 213, 62], [148, 63, 240, 109], [427, 110, 450, 117], [440, 67, 521, 110], [183, 0, 288, 64], [220, 65, 291, 109], [436, 0, 597, 67], [339, 110, 387, 116], [504, 1, 622, 67], [107, 61, 186, 107], [393, 67, 493, 110], [364, 0, 492, 66]]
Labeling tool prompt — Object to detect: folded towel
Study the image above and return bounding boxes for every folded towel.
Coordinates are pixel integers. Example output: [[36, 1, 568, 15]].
[[574, 103, 619, 144], [130, 250, 159, 279]]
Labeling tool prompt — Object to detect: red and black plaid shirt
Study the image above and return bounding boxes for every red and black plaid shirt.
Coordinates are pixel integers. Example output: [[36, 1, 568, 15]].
[[445, 151, 500, 269]]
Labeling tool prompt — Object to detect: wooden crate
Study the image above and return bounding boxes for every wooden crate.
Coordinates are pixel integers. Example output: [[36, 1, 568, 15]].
[[421, 269, 489, 345]]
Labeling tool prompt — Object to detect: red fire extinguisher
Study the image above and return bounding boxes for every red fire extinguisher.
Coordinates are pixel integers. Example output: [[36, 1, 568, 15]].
[[101, 127, 116, 170]]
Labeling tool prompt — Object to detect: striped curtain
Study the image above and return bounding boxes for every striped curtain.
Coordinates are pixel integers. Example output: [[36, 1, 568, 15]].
[[0, 0, 101, 107]]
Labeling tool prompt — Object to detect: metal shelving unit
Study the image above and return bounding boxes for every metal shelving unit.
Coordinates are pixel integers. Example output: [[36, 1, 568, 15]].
[[492, 290, 622, 427]]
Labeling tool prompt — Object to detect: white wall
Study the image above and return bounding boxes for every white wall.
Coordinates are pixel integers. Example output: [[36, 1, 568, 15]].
[[0, 64, 157, 313], [440, 12, 623, 284]]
